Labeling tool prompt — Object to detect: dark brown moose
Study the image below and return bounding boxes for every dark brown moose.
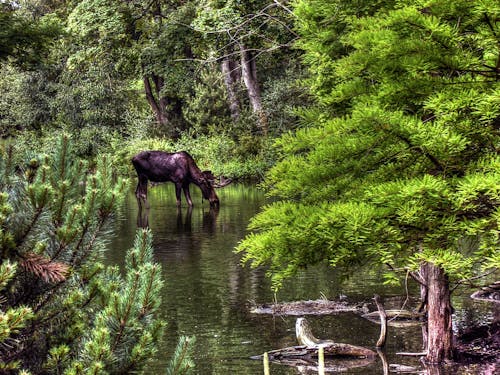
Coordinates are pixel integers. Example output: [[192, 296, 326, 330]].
[[132, 150, 230, 208]]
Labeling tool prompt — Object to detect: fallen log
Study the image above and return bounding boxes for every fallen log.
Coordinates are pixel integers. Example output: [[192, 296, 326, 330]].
[[252, 296, 394, 371], [471, 281, 500, 303], [250, 299, 367, 316], [295, 317, 376, 358], [251, 317, 376, 364], [362, 309, 425, 327]]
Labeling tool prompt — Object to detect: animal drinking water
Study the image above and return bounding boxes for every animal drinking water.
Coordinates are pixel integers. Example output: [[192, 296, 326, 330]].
[[132, 151, 230, 208]]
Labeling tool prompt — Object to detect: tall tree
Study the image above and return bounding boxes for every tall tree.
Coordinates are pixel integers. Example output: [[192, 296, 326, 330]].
[[237, 0, 499, 364], [193, 0, 299, 135], [66, 0, 197, 137]]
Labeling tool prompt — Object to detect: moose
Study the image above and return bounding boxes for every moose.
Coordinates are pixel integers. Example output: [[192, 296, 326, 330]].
[[132, 150, 230, 208]]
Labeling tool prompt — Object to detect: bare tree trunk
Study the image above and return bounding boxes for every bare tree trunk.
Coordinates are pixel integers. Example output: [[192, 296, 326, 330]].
[[422, 262, 453, 364], [240, 45, 268, 135], [221, 57, 240, 120]]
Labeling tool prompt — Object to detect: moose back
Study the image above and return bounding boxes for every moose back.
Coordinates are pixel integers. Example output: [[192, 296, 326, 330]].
[[132, 151, 220, 207]]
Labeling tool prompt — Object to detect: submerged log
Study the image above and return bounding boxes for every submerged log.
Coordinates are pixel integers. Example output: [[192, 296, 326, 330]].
[[265, 354, 376, 372], [250, 299, 367, 316], [259, 343, 376, 360]]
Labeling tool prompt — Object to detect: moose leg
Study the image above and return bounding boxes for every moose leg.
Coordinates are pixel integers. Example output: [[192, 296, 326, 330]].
[[175, 183, 183, 207], [135, 175, 149, 209], [183, 184, 194, 207]]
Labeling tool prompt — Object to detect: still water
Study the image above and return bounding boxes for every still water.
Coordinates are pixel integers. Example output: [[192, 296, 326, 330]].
[[108, 183, 496, 374]]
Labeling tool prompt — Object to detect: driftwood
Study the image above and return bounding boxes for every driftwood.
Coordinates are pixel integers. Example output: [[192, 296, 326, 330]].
[[252, 317, 377, 370], [373, 294, 387, 348], [250, 299, 367, 316], [471, 281, 500, 303], [362, 309, 425, 327], [295, 318, 376, 358], [255, 348, 375, 372]]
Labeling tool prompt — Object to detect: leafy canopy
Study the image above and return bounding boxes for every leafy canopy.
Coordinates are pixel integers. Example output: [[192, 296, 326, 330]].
[[237, 0, 500, 289]]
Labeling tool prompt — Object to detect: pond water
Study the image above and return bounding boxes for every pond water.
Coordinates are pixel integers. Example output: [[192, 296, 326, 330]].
[[108, 183, 497, 374]]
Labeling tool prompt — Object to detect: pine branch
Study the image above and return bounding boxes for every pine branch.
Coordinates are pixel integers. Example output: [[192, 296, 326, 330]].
[[110, 271, 140, 354], [20, 253, 70, 283], [15, 206, 44, 251], [166, 336, 196, 375]]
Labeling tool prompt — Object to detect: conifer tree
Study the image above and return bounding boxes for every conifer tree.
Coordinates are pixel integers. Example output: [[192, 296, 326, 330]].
[[0, 136, 165, 373], [237, 0, 499, 364]]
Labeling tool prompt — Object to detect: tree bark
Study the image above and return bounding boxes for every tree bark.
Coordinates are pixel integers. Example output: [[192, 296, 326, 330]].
[[422, 262, 454, 363], [240, 45, 268, 135], [221, 57, 240, 120]]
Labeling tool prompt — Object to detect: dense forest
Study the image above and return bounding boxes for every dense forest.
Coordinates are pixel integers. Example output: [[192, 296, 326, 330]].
[[1, 0, 499, 373]]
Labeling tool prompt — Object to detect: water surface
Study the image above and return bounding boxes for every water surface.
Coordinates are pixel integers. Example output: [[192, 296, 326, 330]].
[[108, 183, 496, 374]]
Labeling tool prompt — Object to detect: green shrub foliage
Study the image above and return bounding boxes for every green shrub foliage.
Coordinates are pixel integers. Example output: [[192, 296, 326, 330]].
[[0, 136, 164, 373]]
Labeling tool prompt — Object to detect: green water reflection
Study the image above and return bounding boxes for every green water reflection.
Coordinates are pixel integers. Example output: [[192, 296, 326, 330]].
[[108, 183, 496, 374]]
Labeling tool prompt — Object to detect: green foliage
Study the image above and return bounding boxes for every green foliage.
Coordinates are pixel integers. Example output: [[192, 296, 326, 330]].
[[237, 0, 500, 289], [261, 65, 311, 136], [67, 0, 136, 73], [183, 66, 232, 133], [0, 63, 59, 137], [0, 135, 165, 373], [65, 229, 164, 373], [0, 262, 34, 361], [0, 2, 62, 67], [166, 336, 196, 375], [1, 0, 305, 161], [140, 1, 198, 100], [192, 0, 304, 135]]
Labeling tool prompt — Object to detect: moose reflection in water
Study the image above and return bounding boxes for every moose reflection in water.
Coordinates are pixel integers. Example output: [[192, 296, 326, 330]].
[[137, 203, 220, 234], [132, 151, 231, 208]]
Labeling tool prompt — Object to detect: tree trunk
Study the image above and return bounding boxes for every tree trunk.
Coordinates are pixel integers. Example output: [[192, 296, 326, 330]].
[[221, 57, 240, 120], [422, 262, 453, 363], [143, 75, 183, 139], [240, 45, 268, 135], [143, 75, 168, 126]]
